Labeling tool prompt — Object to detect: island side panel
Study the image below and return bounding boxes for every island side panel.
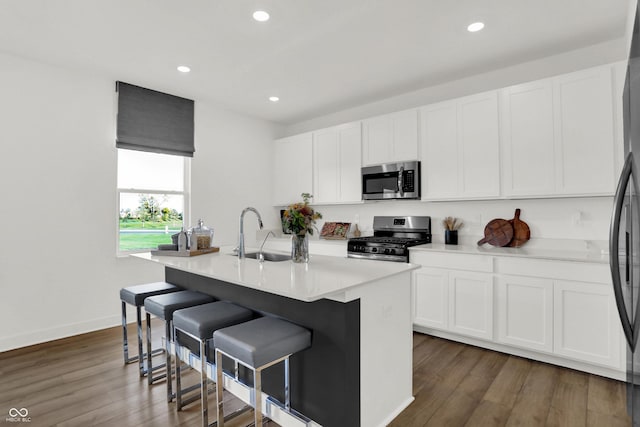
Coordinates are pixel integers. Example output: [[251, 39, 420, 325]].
[[346, 271, 414, 427], [165, 267, 360, 427]]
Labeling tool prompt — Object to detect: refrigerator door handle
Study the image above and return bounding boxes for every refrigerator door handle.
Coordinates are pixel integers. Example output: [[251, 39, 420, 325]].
[[611, 152, 636, 350]]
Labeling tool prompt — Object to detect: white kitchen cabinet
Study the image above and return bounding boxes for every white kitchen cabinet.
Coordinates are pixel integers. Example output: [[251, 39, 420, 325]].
[[362, 109, 419, 166], [448, 271, 494, 340], [272, 133, 313, 206], [413, 267, 449, 330], [420, 91, 500, 200], [496, 275, 554, 353], [312, 122, 362, 204], [554, 66, 616, 195], [500, 79, 557, 197], [553, 279, 621, 369]]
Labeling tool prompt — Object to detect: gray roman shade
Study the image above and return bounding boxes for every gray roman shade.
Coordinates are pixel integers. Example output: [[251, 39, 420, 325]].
[[116, 81, 195, 157]]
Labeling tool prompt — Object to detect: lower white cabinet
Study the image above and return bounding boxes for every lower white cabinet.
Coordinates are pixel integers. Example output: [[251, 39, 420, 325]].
[[496, 275, 553, 353], [413, 267, 493, 340], [448, 271, 493, 340], [553, 280, 621, 368], [411, 251, 624, 377]]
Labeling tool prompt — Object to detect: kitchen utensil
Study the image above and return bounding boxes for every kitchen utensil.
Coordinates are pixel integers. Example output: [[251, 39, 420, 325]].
[[507, 208, 531, 247], [477, 219, 513, 246]]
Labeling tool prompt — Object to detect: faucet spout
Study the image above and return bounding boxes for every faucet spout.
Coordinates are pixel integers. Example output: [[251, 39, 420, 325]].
[[238, 207, 264, 259]]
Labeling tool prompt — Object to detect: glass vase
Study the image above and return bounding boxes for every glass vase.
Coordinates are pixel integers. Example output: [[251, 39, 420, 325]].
[[291, 233, 309, 263]]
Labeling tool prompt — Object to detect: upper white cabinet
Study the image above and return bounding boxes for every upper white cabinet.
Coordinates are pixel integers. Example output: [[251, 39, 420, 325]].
[[272, 133, 313, 206], [500, 64, 620, 197], [421, 91, 501, 200], [312, 122, 362, 204], [362, 109, 419, 166], [500, 79, 557, 197], [554, 66, 616, 195]]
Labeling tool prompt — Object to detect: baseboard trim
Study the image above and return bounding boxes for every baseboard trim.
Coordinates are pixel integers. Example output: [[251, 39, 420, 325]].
[[0, 314, 121, 353], [376, 396, 415, 427]]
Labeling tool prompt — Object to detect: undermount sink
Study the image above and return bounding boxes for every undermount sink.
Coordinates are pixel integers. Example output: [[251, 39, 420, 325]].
[[244, 252, 291, 262]]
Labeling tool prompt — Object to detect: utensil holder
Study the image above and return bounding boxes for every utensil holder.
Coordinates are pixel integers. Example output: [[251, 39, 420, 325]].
[[445, 230, 458, 245]]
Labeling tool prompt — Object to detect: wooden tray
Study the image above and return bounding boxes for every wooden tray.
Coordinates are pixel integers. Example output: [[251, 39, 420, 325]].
[[151, 247, 220, 257]]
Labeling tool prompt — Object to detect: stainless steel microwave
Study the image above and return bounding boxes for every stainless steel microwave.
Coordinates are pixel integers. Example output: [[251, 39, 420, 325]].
[[361, 161, 421, 200]]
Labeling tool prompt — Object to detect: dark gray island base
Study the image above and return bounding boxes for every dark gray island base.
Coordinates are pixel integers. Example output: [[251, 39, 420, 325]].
[[166, 267, 361, 427]]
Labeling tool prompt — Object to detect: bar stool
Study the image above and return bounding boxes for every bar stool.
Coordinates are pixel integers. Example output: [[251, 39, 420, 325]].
[[144, 290, 215, 402], [213, 316, 312, 427], [119, 281, 181, 376], [173, 302, 253, 427]]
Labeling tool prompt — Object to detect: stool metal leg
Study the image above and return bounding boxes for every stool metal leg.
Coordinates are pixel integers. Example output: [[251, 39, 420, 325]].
[[136, 306, 145, 376], [147, 312, 153, 386], [122, 300, 132, 365], [254, 367, 263, 427], [201, 339, 208, 427], [284, 357, 290, 410], [216, 349, 225, 427], [175, 328, 183, 410], [166, 320, 173, 402]]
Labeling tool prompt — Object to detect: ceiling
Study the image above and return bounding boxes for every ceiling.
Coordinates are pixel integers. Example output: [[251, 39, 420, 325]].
[[0, 0, 631, 125]]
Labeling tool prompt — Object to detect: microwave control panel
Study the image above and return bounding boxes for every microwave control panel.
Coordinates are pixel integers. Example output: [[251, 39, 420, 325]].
[[402, 170, 415, 192]]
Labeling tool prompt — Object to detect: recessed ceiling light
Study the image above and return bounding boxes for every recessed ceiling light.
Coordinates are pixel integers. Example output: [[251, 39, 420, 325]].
[[253, 10, 270, 22], [177, 65, 191, 73], [269, 96, 280, 102], [467, 22, 485, 32]]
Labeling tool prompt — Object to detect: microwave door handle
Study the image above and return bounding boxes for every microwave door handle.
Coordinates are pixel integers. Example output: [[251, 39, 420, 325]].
[[398, 167, 404, 197]]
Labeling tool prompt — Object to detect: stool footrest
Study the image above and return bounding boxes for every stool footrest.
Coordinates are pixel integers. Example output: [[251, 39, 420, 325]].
[[170, 341, 317, 426]]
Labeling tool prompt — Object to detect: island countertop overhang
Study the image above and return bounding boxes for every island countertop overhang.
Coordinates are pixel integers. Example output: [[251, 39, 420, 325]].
[[131, 249, 419, 302]]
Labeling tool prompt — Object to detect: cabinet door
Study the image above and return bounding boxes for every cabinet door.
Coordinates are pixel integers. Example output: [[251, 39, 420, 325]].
[[448, 271, 493, 340], [420, 101, 459, 199], [500, 79, 557, 196], [362, 109, 418, 165], [553, 280, 621, 369], [313, 130, 339, 203], [458, 91, 501, 198], [554, 66, 616, 195], [496, 275, 553, 353], [337, 123, 362, 202], [391, 109, 419, 162], [272, 133, 313, 205], [413, 267, 449, 330], [362, 116, 391, 166]]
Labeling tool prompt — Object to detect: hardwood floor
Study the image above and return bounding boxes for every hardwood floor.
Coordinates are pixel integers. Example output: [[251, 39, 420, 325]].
[[0, 326, 631, 426], [390, 333, 630, 427]]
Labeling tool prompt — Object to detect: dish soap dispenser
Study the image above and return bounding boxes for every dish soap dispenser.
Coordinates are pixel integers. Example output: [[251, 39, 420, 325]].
[[177, 227, 188, 252]]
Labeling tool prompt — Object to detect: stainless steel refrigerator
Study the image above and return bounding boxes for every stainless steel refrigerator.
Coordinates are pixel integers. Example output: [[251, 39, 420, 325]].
[[611, 3, 640, 426]]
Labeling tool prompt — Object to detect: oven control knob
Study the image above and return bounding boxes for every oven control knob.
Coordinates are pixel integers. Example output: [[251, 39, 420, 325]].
[[384, 248, 390, 254], [372, 247, 378, 253]]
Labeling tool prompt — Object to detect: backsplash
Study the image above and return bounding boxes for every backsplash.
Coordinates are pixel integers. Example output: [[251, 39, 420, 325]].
[[285, 196, 613, 245]]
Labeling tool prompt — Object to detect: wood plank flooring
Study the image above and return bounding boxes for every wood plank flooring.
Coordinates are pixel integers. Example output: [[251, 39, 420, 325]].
[[0, 326, 631, 426]]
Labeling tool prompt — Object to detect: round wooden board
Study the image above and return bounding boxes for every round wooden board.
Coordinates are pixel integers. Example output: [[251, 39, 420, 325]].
[[508, 209, 531, 247], [477, 219, 514, 246]]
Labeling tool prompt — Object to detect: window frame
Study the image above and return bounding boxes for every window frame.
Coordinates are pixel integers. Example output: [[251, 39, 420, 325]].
[[116, 149, 191, 256]]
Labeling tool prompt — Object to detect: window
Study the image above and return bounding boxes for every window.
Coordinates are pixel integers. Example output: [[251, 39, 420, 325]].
[[117, 149, 189, 253]]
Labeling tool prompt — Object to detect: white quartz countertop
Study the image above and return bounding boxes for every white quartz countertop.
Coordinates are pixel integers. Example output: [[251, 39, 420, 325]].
[[131, 249, 418, 302], [411, 241, 610, 264]]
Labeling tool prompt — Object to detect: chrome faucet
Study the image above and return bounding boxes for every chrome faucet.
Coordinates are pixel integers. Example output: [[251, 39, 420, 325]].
[[238, 207, 264, 259], [258, 231, 276, 263]]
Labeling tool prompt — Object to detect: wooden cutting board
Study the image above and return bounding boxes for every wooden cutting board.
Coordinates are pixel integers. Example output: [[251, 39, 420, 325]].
[[507, 208, 531, 247], [477, 219, 514, 246]]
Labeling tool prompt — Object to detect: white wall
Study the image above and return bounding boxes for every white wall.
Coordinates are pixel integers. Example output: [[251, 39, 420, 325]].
[[0, 52, 280, 352]]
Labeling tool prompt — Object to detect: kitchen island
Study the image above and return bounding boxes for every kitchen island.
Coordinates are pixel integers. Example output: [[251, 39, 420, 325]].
[[132, 249, 418, 427]]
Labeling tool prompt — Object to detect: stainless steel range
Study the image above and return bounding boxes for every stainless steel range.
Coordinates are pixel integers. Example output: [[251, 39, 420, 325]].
[[347, 216, 431, 262]]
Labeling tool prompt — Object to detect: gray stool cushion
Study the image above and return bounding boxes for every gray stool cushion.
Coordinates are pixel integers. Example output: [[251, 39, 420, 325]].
[[120, 282, 180, 306], [213, 317, 311, 368], [173, 302, 253, 339], [144, 291, 215, 321]]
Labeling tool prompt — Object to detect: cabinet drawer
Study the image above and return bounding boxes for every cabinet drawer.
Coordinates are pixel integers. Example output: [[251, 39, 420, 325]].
[[410, 251, 493, 272], [494, 257, 610, 283]]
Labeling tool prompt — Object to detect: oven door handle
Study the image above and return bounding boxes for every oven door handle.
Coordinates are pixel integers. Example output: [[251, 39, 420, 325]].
[[398, 167, 404, 197]]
